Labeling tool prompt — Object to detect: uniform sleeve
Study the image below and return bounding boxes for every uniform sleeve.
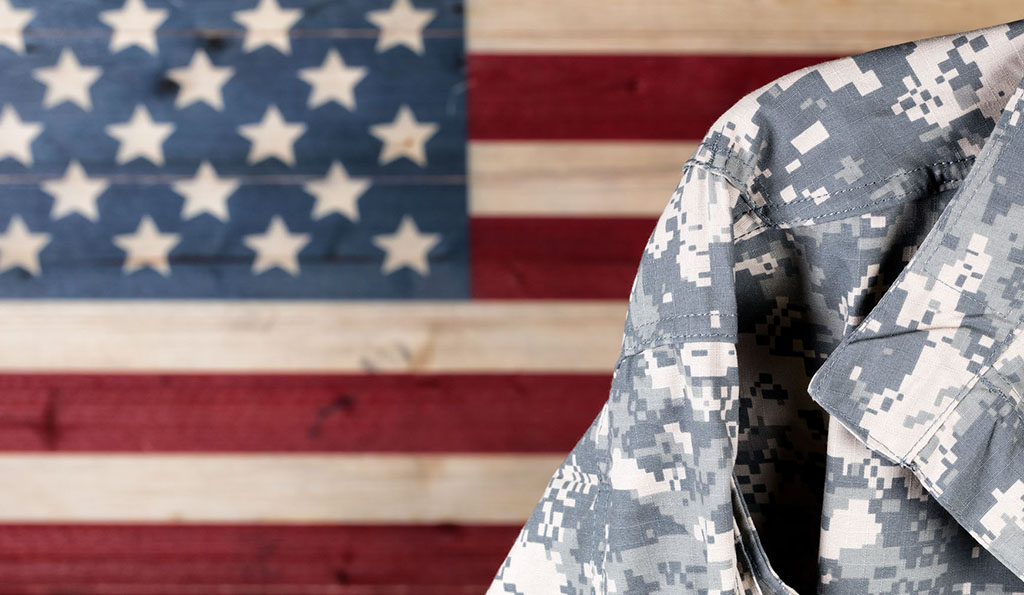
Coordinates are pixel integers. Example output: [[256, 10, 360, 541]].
[[485, 157, 771, 594]]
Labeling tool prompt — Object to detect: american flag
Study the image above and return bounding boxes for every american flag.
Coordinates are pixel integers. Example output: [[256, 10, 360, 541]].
[[0, 0, 1004, 591]]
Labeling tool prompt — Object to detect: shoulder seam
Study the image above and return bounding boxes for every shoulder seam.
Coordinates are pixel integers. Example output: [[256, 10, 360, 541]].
[[681, 141, 780, 229], [616, 331, 738, 370], [685, 136, 978, 229]]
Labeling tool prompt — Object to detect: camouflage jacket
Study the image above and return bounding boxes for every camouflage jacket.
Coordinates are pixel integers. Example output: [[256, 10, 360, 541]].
[[488, 17, 1024, 595]]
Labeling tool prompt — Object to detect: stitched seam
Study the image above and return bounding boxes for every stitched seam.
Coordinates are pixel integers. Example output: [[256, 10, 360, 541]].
[[830, 307, 1009, 464], [920, 97, 1024, 294], [682, 156, 775, 227], [680, 159, 777, 241], [817, 340, 907, 464], [687, 138, 759, 175], [685, 151, 976, 224], [732, 177, 968, 244], [736, 224, 771, 242], [682, 160, 767, 224], [897, 98, 1024, 462], [629, 312, 736, 331], [901, 301, 1022, 462], [788, 177, 968, 223], [823, 291, 1018, 465], [732, 207, 760, 223], [620, 333, 736, 360], [939, 377, 1024, 519], [977, 375, 1024, 428], [909, 459, 1024, 582], [679, 159, 744, 196], [682, 136, 775, 227], [902, 360, 990, 464], [747, 174, 780, 227], [685, 149, 971, 205], [928, 274, 1013, 320], [988, 365, 1024, 404], [734, 176, 968, 238], [686, 141, 974, 231], [784, 158, 975, 216], [798, 162, 974, 364]]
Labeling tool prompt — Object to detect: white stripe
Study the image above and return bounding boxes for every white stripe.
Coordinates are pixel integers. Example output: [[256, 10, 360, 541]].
[[0, 454, 562, 523], [0, 301, 626, 372], [467, 1, 1013, 54], [470, 141, 696, 216]]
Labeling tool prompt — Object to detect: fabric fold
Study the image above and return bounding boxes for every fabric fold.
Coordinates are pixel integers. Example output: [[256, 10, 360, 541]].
[[806, 49, 1024, 584]]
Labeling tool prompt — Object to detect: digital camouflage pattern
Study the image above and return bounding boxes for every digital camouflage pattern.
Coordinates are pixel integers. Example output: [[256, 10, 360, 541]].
[[488, 17, 1024, 595]]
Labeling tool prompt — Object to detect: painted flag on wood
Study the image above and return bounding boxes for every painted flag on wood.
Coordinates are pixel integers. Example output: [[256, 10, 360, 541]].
[[0, 0, 1016, 591]]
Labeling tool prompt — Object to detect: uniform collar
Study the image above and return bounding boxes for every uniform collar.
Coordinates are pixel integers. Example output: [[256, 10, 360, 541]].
[[804, 23, 1024, 580], [806, 39, 1024, 464]]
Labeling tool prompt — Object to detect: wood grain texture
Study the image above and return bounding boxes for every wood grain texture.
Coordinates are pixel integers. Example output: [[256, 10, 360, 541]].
[[0, 524, 518, 588], [0, 454, 561, 522], [469, 141, 698, 216], [468, 53, 833, 139], [471, 216, 655, 299], [0, 373, 608, 452], [466, 1, 1021, 54], [0, 301, 626, 372]]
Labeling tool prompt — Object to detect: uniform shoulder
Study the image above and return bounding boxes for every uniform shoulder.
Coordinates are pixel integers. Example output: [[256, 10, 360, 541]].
[[618, 18, 1024, 362], [688, 19, 1024, 228]]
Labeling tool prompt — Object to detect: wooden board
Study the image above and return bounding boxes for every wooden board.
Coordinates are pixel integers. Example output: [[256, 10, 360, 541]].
[[0, 372, 608, 452], [0, 301, 627, 372], [0, 454, 563, 523], [0, 524, 521, 589], [469, 141, 698, 216], [467, 1, 1022, 54]]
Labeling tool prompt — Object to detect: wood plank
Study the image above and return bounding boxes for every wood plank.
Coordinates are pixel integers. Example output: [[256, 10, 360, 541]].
[[0, 454, 561, 523], [0, 524, 518, 588], [466, 1, 1020, 54], [469, 141, 698, 216], [0, 301, 626, 372], [471, 216, 654, 299], [468, 53, 832, 139], [0, 373, 608, 452]]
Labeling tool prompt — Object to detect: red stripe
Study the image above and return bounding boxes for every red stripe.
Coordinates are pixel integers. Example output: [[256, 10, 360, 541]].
[[0, 373, 608, 452], [467, 53, 836, 139], [0, 524, 516, 588], [471, 216, 656, 299]]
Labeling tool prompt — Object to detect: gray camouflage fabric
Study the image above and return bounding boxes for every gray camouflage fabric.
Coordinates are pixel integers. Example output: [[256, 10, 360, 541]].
[[488, 17, 1024, 595]]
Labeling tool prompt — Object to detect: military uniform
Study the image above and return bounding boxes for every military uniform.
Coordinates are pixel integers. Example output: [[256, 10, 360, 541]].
[[488, 17, 1024, 595]]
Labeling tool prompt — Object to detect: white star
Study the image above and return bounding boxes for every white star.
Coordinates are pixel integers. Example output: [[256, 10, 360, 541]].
[[368, 103, 438, 167], [237, 105, 306, 166], [99, 0, 169, 55], [112, 215, 181, 276], [298, 48, 367, 110], [242, 215, 311, 276], [105, 104, 175, 165], [173, 161, 240, 222], [0, 105, 42, 166], [233, 0, 303, 55], [166, 49, 235, 111], [365, 0, 436, 55], [371, 213, 440, 276], [0, 0, 34, 54], [32, 48, 102, 111], [0, 215, 50, 276], [303, 161, 371, 222], [42, 160, 109, 221]]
